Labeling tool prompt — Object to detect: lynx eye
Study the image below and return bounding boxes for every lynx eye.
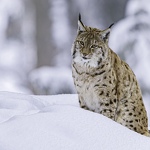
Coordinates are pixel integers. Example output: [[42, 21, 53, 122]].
[[78, 41, 84, 46]]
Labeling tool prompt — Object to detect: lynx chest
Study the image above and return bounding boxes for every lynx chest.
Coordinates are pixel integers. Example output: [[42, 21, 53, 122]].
[[73, 67, 104, 112]]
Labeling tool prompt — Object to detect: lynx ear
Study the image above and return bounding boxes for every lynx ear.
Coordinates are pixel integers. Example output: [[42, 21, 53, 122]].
[[101, 23, 114, 43], [78, 13, 86, 32]]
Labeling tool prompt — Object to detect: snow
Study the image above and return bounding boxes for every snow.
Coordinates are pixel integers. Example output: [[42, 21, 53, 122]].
[[29, 66, 75, 95], [126, 0, 150, 16], [0, 0, 36, 94], [0, 92, 150, 150], [50, 0, 72, 66], [0, 69, 32, 94]]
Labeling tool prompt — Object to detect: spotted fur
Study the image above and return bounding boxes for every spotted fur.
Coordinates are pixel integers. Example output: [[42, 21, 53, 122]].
[[72, 15, 150, 136]]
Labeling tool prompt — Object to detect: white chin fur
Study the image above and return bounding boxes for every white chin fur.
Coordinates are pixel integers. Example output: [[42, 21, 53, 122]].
[[73, 55, 98, 68]]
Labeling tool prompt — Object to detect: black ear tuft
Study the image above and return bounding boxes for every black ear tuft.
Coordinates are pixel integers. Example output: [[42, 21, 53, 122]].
[[78, 13, 86, 32], [79, 13, 81, 22], [101, 28, 111, 43], [108, 23, 114, 29]]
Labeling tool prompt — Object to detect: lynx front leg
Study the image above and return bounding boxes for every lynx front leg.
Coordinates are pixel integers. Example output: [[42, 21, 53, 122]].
[[78, 95, 89, 110], [98, 97, 117, 120], [100, 109, 115, 120]]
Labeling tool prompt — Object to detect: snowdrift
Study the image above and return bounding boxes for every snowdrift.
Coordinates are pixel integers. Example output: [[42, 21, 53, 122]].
[[0, 92, 150, 150]]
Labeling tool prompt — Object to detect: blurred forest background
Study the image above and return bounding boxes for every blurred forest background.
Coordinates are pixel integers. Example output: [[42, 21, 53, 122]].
[[0, 0, 128, 94], [0, 0, 150, 117]]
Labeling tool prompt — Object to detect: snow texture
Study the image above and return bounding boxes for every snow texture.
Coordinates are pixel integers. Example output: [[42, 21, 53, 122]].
[[29, 66, 75, 95], [0, 91, 150, 150]]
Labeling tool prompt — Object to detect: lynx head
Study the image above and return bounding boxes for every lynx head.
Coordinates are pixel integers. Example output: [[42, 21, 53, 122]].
[[72, 14, 113, 68]]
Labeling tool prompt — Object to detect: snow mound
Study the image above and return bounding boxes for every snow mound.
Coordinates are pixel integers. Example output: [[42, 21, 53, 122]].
[[0, 92, 150, 150]]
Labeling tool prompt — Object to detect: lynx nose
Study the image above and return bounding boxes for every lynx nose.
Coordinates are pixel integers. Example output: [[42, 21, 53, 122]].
[[82, 53, 89, 59], [82, 53, 87, 56]]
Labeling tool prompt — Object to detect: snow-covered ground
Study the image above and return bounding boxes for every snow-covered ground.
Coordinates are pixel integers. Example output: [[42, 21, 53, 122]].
[[0, 92, 150, 150]]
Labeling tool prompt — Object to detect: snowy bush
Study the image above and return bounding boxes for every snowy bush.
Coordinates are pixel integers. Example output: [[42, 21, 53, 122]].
[[29, 66, 76, 95]]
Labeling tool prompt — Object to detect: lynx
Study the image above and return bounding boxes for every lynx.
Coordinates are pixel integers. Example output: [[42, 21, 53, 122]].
[[71, 14, 150, 136]]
